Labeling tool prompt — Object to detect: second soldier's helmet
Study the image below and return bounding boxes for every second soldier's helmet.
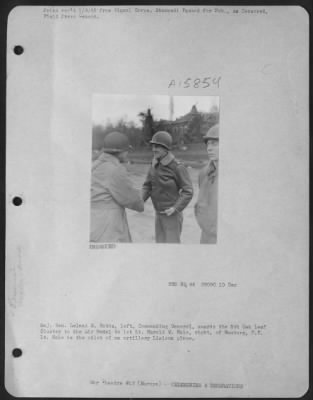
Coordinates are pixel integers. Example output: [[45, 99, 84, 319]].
[[150, 131, 172, 150], [103, 131, 131, 153], [203, 124, 219, 143]]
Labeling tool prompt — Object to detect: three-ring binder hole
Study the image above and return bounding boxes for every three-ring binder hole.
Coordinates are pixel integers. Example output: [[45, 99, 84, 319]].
[[12, 197, 22, 206], [13, 45, 24, 55], [12, 348, 22, 358]]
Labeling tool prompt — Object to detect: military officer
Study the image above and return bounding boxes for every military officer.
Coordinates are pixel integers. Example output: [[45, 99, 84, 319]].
[[142, 131, 193, 243], [194, 124, 219, 244], [90, 131, 144, 243]]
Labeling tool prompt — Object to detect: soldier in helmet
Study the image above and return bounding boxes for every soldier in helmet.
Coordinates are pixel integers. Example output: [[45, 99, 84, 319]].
[[142, 131, 193, 243], [90, 131, 144, 243], [194, 124, 219, 244]]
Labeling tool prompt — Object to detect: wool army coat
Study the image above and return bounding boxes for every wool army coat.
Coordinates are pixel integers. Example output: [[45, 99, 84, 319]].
[[90, 153, 144, 242], [195, 160, 218, 244]]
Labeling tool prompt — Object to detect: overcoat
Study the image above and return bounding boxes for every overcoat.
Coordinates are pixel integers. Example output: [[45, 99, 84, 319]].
[[195, 160, 218, 244], [90, 153, 144, 242]]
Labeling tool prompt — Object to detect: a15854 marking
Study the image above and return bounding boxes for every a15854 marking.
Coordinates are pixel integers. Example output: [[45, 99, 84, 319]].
[[168, 77, 221, 89]]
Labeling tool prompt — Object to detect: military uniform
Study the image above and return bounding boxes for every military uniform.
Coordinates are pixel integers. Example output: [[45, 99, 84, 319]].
[[142, 152, 193, 243], [90, 152, 144, 242], [195, 160, 218, 244]]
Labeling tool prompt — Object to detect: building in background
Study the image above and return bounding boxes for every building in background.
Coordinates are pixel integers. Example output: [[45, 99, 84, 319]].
[[154, 105, 219, 147], [92, 104, 219, 154]]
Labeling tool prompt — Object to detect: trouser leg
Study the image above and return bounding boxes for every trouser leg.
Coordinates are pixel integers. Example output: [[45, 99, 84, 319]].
[[160, 212, 183, 243], [155, 213, 166, 243]]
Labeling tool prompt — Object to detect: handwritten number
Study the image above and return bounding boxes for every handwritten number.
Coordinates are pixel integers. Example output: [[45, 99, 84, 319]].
[[183, 78, 191, 88], [213, 77, 221, 88], [194, 78, 201, 88], [202, 77, 211, 88], [168, 77, 221, 89]]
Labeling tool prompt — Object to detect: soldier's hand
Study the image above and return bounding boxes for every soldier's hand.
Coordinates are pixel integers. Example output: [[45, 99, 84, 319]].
[[163, 207, 176, 216]]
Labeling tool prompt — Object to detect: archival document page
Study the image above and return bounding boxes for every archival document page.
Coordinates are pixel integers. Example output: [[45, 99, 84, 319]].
[[6, 5, 309, 397]]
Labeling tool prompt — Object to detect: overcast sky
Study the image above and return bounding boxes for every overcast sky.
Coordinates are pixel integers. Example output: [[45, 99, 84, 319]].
[[92, 94, 219, 127]]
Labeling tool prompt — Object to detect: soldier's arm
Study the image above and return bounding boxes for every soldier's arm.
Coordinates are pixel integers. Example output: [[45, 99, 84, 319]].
[[108, 167, 144, 212], [173, 164, 193, 212], [142, 167, 152, 202]]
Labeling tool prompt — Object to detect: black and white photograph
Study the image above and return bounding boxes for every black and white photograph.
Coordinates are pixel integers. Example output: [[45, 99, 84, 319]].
[[90, 95, 220, 244], [5, 5, 309, 399]]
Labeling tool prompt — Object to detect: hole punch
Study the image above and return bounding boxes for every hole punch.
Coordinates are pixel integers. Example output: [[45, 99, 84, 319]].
[[12, 196, 23, 206], [13, 45, 24, 55], [12, 348, 22, 358]]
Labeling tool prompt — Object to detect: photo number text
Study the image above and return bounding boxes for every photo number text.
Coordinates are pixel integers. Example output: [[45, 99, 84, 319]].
[[168, 77, 221, 89]]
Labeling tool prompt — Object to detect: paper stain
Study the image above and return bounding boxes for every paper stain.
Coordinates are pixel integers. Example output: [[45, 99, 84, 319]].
[[7, 246, 24, 315]]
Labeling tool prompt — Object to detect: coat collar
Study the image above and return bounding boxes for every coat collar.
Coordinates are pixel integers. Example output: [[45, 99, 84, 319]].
[[152, 152, 174, 167], [207, 160, 218, 182], [98, 152, 120, 165], [208, 159, 218, 169]]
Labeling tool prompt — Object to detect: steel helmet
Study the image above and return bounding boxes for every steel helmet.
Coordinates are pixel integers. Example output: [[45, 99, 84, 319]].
[[203, 124, 219, 142], [150, 131, 172, 150], [103, 131, 131, 153]]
